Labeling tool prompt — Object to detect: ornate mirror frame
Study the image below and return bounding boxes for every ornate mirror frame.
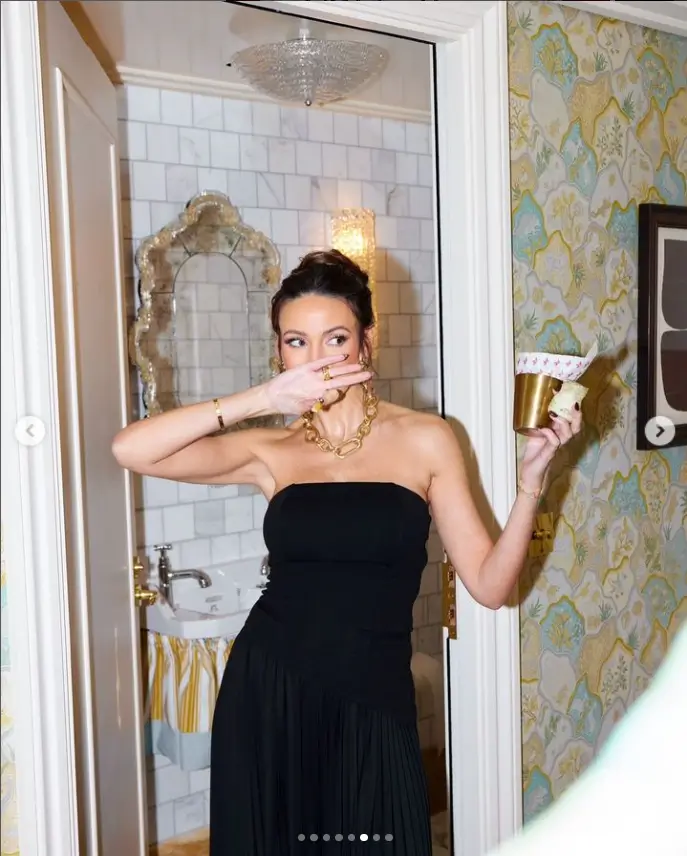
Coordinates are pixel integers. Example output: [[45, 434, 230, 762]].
[[129, 191, 281, 418]]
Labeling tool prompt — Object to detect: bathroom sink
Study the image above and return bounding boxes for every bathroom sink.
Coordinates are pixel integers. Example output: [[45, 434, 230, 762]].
[[141, 557, 266, 640], [142, 599, 251, 640]]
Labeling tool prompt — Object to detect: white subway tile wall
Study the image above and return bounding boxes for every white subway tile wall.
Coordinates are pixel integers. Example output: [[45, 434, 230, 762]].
[[119, 85, 442, 842]]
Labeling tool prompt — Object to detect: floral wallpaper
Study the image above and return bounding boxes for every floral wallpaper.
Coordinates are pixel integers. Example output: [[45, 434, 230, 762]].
[[507, 2, 687, 822], [1, 517, 20, 855]]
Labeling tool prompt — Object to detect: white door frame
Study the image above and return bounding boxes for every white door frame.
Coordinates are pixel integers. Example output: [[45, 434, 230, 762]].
[[255, 5, 520, 853], [1, 3, 80, 856], [3, 2, 685, 856]]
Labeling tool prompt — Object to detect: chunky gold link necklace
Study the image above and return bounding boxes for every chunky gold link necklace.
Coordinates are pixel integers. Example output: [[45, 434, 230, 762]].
[[302, 384, 379, 459]]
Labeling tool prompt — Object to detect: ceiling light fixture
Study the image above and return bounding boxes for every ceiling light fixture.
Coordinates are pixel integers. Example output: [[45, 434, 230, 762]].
[[230, 22, 389, 108]]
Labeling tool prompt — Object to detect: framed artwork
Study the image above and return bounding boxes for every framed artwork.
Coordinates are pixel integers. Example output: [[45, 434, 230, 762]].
[[637, 203, 687, 450]]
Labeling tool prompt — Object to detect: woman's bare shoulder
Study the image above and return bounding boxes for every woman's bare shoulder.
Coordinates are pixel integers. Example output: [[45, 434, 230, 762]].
[[379, 402, 456, 456], [379, 400, 447, 432]]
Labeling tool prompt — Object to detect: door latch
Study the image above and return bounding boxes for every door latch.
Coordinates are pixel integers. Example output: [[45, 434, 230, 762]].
[[529, 512, 555, 558], [133, 555, 158, 607], [441, 551, 458, 640]]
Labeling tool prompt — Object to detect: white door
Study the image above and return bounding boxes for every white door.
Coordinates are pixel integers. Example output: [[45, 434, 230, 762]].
[[38, 2, 147, 853]]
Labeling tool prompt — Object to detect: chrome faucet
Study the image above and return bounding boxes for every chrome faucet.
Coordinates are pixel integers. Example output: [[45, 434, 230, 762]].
[[257, 554, 270, 589], [154, 544, 212, 608]]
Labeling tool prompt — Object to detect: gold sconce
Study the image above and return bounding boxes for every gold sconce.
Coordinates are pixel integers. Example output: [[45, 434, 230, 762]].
[[330, 208, 377, 343]]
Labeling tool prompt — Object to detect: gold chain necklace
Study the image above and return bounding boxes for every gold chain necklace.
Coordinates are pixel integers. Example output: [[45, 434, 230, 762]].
[[302, 384, 379, 459]]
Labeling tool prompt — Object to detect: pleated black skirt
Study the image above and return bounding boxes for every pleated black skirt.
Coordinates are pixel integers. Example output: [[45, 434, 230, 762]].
[[209, 635, 432, 855]]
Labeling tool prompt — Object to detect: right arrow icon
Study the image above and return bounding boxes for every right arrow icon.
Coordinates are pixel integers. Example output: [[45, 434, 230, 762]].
[[644, 416, 675, 447]]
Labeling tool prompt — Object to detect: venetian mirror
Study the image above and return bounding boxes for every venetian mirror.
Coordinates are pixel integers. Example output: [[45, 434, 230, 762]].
[[129, 192, 283, 430]]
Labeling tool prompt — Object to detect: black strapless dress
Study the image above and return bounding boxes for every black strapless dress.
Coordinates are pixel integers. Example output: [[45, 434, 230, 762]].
[[210, 482, 433, 855]]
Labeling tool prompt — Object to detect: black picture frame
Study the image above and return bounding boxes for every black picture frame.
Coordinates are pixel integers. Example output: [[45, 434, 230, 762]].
[[636, 203, 687, 450]]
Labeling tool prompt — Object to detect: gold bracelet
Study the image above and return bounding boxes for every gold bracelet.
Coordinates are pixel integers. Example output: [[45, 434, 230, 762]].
[[213, 398, 225, 430], [518, 479, 541, 500]]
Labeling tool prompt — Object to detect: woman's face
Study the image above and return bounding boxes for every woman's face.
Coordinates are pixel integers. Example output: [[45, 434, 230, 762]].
[[278, 294, 364, 369]]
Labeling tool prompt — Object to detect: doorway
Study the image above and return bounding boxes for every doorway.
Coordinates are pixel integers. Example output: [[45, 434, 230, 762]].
[[78, 1, 446, 850], [1, 4, 517, 852]]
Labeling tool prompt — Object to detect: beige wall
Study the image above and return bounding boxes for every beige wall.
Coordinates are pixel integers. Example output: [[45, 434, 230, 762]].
[[508, 0, 686, 822]]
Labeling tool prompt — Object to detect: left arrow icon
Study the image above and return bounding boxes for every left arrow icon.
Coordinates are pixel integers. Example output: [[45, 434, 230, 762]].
[[15, 416, 46, 447]]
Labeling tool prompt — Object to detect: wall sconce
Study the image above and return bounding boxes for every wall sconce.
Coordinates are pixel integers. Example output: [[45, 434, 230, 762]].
[[330, 208, 377, 335]]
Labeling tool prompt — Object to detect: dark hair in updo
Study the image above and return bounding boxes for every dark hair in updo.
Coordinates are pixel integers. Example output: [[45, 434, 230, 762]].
[[270, 250, 375, 350]]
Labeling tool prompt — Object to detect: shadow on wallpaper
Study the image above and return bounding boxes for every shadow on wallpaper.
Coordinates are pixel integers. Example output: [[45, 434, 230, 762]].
[[507, 1, 687, 822], [1, 517, 20, 855]]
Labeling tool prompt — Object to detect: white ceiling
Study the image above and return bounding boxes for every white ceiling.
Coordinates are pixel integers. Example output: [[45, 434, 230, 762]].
[[557, 0, 687, 34], [74, 0, 687, 117], [76, 0, 433, 115]]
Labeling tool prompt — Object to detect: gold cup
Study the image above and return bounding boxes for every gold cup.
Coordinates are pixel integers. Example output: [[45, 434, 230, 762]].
[[513, 373, 562, 435]]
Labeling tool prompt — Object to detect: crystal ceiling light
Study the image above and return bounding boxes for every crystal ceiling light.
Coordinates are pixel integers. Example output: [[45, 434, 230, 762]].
[[230, 22, 389, 107]]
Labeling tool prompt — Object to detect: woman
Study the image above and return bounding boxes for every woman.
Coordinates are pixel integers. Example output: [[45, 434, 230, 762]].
[[113, 250, 582, 854]]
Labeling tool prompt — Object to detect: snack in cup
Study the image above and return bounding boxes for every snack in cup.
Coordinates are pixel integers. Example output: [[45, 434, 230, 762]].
[[548, 381, 588, 418]]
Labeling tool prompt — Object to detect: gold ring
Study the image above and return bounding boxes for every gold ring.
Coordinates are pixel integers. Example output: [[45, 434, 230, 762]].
[[312, 398, 325, 412], [321, 365, 332, 382]]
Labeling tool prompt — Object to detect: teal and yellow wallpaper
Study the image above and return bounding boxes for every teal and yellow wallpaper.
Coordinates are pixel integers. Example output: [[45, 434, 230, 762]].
[[507, 1, 687, 822], [1, 517, 20, 856]]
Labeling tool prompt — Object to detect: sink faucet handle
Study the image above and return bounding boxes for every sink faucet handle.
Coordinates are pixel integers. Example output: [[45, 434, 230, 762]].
[[154, 544, 173, 554]]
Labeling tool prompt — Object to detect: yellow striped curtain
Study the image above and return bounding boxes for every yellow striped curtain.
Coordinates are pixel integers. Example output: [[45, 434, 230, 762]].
[[143, 631, 234, 734]]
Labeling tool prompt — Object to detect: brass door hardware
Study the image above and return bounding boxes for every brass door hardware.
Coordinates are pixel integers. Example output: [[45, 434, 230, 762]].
[[441, 551, 457, 640], [133, 555, 158, 607], [529, 512, 555, 558]]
